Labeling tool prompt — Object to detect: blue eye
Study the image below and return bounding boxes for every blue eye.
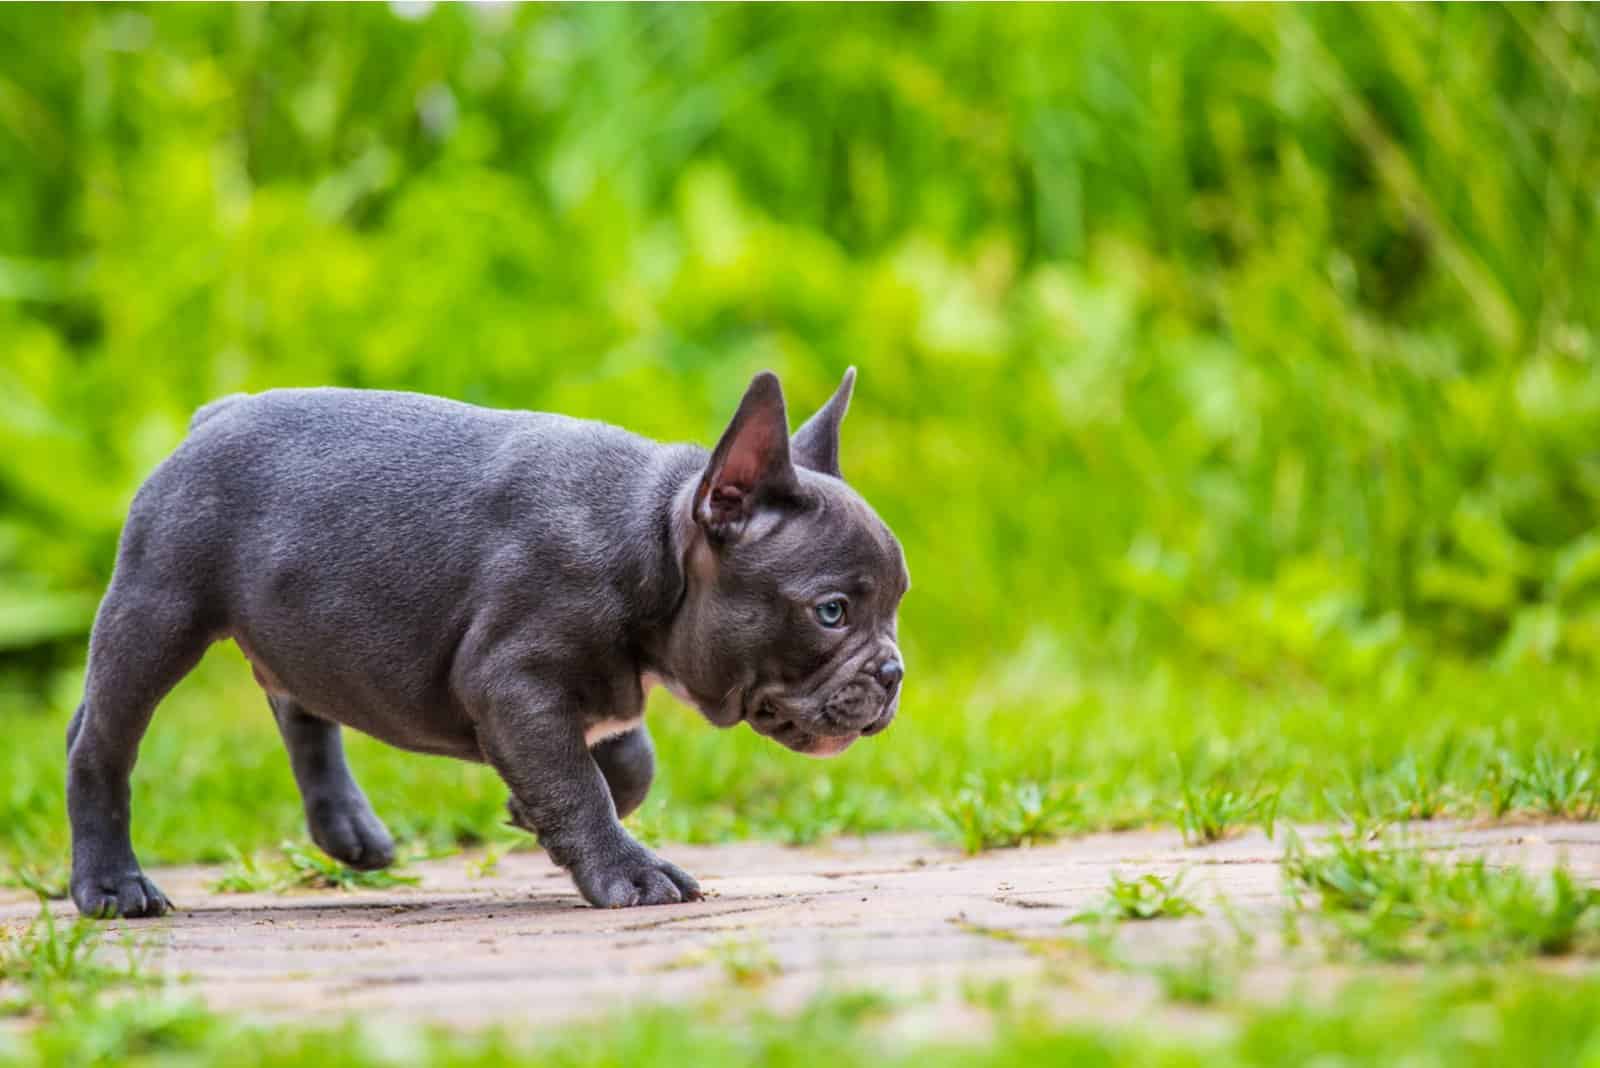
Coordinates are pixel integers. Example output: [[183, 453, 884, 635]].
[[815, 598, 848, 628]]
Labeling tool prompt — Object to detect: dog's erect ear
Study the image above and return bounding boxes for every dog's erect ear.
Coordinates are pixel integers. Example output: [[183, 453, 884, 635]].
[[694, 371, 800, 542], [790, 367, 855, 479]]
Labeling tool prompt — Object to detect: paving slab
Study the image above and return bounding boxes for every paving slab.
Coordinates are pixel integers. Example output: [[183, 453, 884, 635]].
[[5, 822, 1600, 1031]]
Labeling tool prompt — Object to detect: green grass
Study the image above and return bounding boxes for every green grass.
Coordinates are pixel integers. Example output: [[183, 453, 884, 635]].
[[8, 837, 1600, 1066], [0, 865, 67, 903], [932, 776, 1084, 855], [464, 842, 510, 881], [1284, 831, 1600, 962], [5, 5, 1600, 683], [1151, 944, 1236, 1008], [1513, 750, 1599, 821], [9, 942, 1600, 1067], [1072, 872, 1203, 924], [0, 903, 152, 1018], [1170, 776, 1280, 847], [209, 841, 421, 895], [0, 5, 1597, 1061], [10, 651, 1600, 876]]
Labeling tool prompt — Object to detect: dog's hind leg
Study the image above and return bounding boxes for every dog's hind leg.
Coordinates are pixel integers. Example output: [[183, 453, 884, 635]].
[[591, 726, 656, 820], [67, 582, 211, 918], [270, 696, 395, 871]]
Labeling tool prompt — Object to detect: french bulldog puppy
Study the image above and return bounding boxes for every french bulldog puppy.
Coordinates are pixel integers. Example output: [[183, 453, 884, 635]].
[[66, 370, 908, 917]]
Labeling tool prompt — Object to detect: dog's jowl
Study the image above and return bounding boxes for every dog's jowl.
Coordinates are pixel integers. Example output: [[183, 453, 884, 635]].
[[66, 370, 908, 917]]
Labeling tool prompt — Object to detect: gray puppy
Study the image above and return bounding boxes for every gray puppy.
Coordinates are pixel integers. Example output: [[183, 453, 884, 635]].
[[66, 369, 907, 917]]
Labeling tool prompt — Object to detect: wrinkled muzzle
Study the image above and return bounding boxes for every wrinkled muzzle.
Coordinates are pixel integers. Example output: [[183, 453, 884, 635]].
[[746, 653, 902, 758]]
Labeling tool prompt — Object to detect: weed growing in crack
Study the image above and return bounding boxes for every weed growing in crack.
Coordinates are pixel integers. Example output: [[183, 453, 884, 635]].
[[1284, 832, 1600, 962], [1071, 871, 1203, 924], [1516, 750, 1598, 820], [0, 864, 68, 902], [933, 776, 1081, 854], [1170, 769, 1278, 846], [1376, 752, 1460, 821], [210, 841, 420, 894]]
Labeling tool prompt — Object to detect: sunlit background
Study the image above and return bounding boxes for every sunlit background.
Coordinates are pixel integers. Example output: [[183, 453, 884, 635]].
[[3, 5, 1600, 861]]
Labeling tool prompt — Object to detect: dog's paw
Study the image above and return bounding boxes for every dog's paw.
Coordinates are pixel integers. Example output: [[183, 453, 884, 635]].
[[307, 797, 396, 871], [71, 871, 172, 919], [573, 849, 702, 908]]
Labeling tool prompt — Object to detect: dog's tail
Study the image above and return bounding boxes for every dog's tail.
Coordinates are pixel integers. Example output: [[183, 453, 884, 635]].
[[188, 393, 249, 433]]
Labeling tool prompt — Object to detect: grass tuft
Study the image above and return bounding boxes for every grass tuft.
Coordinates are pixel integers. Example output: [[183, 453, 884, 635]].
[[1, 864, 68, 902], [1170, 767, 1279, 846], [1516, 750, 1598, 820], [210, 842, 421, 895], [0, 903, 152, 1017], [1375, 752, 1462, 822], [1284, 832, 1600, 962], [933, 776, 1082, 854], [1071, 871, 1203, 924]]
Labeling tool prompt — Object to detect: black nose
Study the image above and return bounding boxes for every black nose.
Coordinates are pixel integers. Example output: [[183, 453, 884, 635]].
[[876, 659, 903, 692]]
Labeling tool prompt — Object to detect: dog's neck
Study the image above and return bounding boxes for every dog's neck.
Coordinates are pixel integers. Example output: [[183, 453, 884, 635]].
[[626, 445, 709, 672]]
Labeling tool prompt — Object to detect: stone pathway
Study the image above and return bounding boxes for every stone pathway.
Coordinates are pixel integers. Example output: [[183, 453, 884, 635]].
[[5, 823, 1599, 1031]]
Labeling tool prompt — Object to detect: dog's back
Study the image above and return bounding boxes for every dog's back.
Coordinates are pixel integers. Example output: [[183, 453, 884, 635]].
[[109, 388, 688, 751]]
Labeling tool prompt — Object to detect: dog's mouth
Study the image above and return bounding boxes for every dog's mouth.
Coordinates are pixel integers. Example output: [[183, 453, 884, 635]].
[[745, 694, 894, 758]]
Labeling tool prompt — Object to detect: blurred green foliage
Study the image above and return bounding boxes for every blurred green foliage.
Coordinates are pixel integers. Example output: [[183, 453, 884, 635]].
[[2, 3, 1599, 694]]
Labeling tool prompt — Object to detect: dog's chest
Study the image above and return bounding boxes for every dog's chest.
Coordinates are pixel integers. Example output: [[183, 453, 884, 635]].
[[581, 672, 694, 747]]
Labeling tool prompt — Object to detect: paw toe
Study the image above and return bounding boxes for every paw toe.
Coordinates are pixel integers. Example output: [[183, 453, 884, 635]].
[[660, 862, 702, 901], [310, 800, 395, 870], [595, 877, 642, 909], [74, 873, 172, 919], [575, 852, 700, 909], [635, 868, 684, 906]]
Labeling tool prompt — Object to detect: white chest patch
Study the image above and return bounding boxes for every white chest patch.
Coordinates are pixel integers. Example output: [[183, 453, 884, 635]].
[[584, 716, 642, 747], [583, 673, 696, 748]]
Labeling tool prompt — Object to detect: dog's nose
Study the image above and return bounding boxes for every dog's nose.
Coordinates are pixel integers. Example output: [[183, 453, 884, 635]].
[[876, 659, 903, 693]]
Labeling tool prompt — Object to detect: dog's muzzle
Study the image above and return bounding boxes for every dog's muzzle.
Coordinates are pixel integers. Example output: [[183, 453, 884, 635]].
[[749, 654, 903, 757]]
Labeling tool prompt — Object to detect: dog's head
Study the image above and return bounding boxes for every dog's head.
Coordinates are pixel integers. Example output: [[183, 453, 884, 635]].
[[665, 369, 908, 757]]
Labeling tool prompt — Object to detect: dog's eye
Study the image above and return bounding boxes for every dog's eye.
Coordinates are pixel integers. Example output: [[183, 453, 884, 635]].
[[815, 598, 848, 628]]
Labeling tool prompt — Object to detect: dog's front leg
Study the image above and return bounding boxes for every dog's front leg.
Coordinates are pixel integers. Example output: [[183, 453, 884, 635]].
[[478, 680, 700, 908]]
